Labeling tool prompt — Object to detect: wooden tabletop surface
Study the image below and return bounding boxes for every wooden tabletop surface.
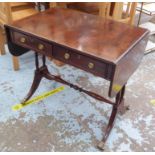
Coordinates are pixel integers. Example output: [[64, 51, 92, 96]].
[[9, 8, 148, 63]]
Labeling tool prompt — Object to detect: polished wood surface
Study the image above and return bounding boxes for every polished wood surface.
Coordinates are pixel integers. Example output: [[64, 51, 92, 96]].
[[5, 8, 149, 97], [9, 8, 147, 63]]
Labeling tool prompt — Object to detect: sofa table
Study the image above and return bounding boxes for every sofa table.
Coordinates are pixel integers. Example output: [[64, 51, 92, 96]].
[[5, 8, 149, 150]]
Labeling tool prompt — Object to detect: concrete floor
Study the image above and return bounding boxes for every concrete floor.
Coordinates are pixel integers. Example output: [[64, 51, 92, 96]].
[[0, 11, 155, 152]]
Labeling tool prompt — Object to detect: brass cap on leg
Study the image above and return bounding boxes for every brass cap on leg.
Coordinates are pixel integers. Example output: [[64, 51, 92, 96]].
[[97, 141, 105, 151]]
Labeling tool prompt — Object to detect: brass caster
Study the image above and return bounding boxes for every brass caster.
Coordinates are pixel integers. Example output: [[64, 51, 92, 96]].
[[126, 105, 130, 110], [97, 141, 105, 151], [20, 99, 27, 106]]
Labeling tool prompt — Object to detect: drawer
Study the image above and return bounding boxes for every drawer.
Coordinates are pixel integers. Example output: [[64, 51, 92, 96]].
[[11, 31, 30, 48], [53, 46, 111, 79], [30, 37, 52, 57], [11, 31, 52, 56]]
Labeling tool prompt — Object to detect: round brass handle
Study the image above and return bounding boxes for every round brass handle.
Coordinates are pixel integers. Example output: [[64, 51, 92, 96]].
[[64, 53, 70, 60], [20, 37, 26, 43], [88, 62, 94, 69], [38, 44, 44, 50]]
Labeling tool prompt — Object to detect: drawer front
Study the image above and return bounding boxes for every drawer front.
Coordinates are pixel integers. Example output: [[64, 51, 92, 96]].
[[53, 46, 112, 79], [11, 31, 52, 56], [30, 37, 52, 57], [11, 31, 30, 48]]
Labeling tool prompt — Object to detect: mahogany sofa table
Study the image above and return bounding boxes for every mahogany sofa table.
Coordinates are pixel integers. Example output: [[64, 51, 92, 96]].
[[5, 8, 149, 150]]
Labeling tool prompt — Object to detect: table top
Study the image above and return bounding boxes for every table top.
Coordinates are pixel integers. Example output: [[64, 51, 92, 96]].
[[9, 8, 148, 63]]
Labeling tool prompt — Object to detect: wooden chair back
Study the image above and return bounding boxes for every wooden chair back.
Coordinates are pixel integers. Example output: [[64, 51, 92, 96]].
[[0, 3, 12, 26], [55, 2, 137, 26], [99, 2, 137, 25], [118, 2, 137, 25], [0, 2, 36, 26]]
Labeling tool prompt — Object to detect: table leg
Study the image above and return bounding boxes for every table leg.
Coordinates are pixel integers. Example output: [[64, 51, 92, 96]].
[[21, 53, 44, 105], [97, 85, 129, 150], [118, 85, 130, 115], [21, 68, 43, 105]]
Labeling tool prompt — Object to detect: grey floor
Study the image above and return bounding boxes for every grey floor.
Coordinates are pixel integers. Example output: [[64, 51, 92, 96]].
[[0, 11, 155, 152]]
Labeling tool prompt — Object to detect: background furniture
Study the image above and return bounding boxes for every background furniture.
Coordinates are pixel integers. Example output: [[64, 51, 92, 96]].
[[105, 2, 137, 25], [136, 2, 155, 55], [0, 2, 37, 70], [137, 2, 155, 16], [63, 2, 137, 25]]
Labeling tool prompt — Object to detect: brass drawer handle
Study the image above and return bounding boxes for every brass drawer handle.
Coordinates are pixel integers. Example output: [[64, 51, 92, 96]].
[[38, 44, 44, 50], [64, 53, 70, 60], [88, 62, 94, 69], [20, 37, 26, 43]]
